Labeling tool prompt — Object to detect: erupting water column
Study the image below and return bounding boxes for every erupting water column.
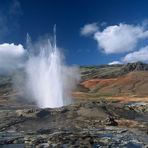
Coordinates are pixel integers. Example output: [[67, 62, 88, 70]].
[[25, 26, 76, 108]]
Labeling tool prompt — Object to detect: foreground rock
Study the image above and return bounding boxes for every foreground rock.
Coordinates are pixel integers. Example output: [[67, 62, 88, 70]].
[[0, 127, 147, 147], [0, 101, 147, 147]]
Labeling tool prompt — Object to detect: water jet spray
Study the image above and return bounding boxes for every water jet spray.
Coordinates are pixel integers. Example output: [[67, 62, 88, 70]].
[[25, 26, 80, 108]]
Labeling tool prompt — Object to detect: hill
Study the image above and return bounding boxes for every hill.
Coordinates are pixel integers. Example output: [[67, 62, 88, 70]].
[[77, 62, 148, 98], [80, 71, 148, 96], [0, 62, 148, 101], [0, 62, 147, 147], [80, 62, 148, 80]]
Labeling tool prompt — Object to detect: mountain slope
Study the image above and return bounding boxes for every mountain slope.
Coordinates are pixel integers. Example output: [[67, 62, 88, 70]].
[[80, 62, 148, 80], [79, 62, 148, 97], [80, 71, 148, 96]]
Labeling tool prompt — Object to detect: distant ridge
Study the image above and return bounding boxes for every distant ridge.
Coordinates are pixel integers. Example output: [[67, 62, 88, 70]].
[[121, 62, 148, 73], [79, 62, 148, 96], [0, 62, 148, 98], [80, 62, 148, 80]]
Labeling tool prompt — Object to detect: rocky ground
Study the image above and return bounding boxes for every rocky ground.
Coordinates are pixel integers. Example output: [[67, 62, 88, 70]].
[[0, 99, 147, 147], [0, 62, 148, 147]]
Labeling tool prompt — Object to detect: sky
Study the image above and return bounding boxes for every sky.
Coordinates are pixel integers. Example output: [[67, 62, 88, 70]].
[[0, 0, 148, 67]]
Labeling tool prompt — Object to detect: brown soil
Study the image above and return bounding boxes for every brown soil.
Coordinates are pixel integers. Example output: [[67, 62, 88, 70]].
[[79, 71, 148, 97], [107, 96, 148, 103]]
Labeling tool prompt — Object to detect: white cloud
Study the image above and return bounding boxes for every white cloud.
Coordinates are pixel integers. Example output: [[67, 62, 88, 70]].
[[108, 61, 122, 65], [123, 46, 148, 63], [81, 23, 98, 36], [94, 23, 148, 54], [0, 43, 25, 71]]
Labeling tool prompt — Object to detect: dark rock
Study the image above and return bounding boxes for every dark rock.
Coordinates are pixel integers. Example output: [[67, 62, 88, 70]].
[[124, 142, 143, 148], [36, 109, 50, 118], [104, 116, 118, 126], [36, 128, 52, 134], [60, 108, 69, 113], [0, 101, 147, 147], [121, 62, 148, 73]]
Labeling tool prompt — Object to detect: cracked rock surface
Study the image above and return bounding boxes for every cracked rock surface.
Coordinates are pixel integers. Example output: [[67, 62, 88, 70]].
[[0, 101, 147, 147]]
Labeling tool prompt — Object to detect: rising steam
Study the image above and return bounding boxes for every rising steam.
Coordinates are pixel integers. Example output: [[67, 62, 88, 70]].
[[25, 27, 80, 108]]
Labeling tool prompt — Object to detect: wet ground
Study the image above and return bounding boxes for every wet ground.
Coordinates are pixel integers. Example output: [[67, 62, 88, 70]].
[[0, 99, 147, 147]]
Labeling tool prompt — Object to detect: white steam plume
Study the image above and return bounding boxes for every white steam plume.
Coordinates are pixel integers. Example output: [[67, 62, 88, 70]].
[[25, 30, 80, 108]]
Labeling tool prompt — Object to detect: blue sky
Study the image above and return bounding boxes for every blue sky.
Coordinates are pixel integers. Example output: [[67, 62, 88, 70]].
[[0, 0, 148, 66]]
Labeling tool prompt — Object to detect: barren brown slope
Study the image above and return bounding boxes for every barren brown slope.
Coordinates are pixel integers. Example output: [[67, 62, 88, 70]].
[[80, 71, 148, 97]]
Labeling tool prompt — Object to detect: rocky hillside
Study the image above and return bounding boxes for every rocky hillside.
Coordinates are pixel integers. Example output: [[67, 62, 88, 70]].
[[0, 62, 148, 99], [80, 62, 148, 80], [0, 101, 147, 147], [79, 62, 148, 97], [0, 62, 147, 147], [80, 71, 148, 96]]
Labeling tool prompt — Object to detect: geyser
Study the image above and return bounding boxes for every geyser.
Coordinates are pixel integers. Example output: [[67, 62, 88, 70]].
[[25, 27, 80, 108]]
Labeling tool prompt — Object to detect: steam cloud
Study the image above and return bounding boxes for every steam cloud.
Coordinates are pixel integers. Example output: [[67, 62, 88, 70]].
[[24, 34, 80, 108], [0, 32, 80, 108]]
